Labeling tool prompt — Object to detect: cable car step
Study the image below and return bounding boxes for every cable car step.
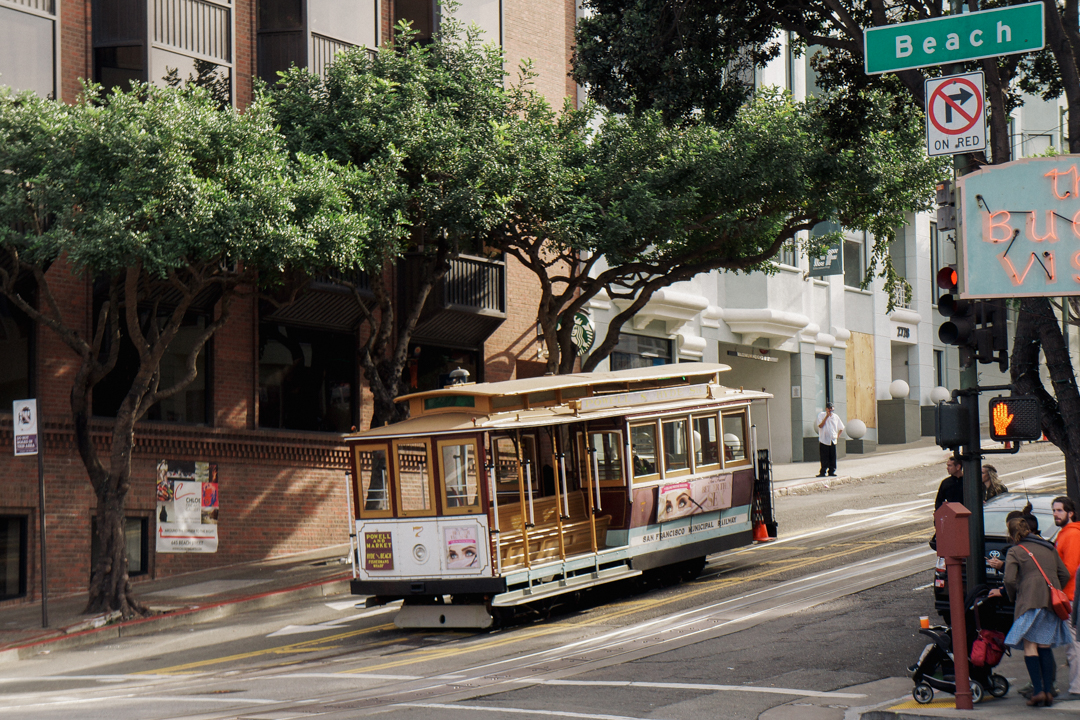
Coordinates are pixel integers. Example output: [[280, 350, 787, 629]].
[[490, 565, 642, 607], [394, 604, 494, 630]]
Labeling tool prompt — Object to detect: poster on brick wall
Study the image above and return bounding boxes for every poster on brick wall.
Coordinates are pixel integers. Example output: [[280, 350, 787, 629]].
[[156, 459, 219, 553]]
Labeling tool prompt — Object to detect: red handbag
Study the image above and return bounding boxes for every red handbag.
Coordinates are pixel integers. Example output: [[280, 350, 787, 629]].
[[1019, 546, 1074, 621], [971, 629, 1007, 667]]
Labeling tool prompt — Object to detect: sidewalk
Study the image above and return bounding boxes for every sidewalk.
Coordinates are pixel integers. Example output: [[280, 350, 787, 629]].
[[772, 435, 948, 495], [0, 543, 354, 663]]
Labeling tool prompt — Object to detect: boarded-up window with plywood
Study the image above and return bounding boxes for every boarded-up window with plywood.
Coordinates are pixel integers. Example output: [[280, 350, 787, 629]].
[[846, 331, 876, 428]]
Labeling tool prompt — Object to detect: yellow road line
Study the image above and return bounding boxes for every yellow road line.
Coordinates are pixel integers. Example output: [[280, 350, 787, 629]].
[[142, 526, 932, 676], [137, 624, 398, 675]]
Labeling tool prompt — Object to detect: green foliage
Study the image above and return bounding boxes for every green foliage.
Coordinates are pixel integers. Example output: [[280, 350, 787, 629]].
[[269, 18, 520, 262], [0, 83, 370, 281], [508, 87, 944, 275]]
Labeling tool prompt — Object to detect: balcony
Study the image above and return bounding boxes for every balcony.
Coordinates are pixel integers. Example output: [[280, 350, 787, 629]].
[[261, 267, 371, 332], [404, 253, 507, 349]]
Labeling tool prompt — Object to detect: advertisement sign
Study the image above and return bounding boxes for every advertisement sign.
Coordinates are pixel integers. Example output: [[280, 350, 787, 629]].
[[651, 474, 733, 524], [155, 460, 219, 553], [444, 526, 479, 569], [957, 156, 1080, 298], [12, 399, 38, 456]]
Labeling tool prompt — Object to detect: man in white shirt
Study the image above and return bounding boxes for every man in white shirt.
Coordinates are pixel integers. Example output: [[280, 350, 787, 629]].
[[816, 401, 845, 477]]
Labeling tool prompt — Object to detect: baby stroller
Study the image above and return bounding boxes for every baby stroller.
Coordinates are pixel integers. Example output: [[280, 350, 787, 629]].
[[908, 588, 1010, 704]]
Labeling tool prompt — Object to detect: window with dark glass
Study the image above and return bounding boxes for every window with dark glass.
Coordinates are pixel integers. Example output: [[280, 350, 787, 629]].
[[693, 414, 720, 469], [90, 516, 148, 578], [258, 324, 356, 432], [0, 516, 28, 601], [0, 293, 33, 410], [611, 334, 671, 371], [394, 0, 436, 42], [93, 311, 211, 425]]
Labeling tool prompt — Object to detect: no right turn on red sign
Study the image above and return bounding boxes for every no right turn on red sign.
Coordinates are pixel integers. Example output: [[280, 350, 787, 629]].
[[925, 72, 986, 157]]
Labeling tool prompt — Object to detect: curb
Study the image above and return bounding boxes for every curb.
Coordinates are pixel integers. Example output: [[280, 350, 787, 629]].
[[774, 474, 860, 496], [0, 573, 352, 664]]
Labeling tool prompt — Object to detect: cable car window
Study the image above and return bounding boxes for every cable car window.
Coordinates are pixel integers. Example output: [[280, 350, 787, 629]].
[[630, 422, 659, 482], [693, 414, 720, 470], [493, 435, 538, 492], [662, 417, 690, 476], [722, 412, 749, 466], [438, 440, 481, 514], [355, 445, 392, 517], [587, 431, 624, 487], [395, 441, 435, 516]]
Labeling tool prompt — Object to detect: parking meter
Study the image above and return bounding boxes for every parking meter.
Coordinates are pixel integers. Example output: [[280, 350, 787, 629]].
[[934, 501, 973, 709]]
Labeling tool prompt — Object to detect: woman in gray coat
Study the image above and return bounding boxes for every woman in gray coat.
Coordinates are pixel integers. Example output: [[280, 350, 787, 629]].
[[989, 517, 1072, 707]]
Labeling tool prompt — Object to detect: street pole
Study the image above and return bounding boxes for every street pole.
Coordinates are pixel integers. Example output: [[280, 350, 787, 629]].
[[960, 384, 985, 590], [948, 0, 985, 594]]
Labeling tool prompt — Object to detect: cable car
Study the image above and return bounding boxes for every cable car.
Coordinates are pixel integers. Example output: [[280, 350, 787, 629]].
[[345, 362, 775, 628]]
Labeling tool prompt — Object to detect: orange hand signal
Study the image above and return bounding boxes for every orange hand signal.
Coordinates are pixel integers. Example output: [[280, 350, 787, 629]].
[[992, 402, 1014, 436]]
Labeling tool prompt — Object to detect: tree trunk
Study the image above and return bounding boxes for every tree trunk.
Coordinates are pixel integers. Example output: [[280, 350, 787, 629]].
[[85, 476, 146, 616], [1011, 297, 1080, 502]]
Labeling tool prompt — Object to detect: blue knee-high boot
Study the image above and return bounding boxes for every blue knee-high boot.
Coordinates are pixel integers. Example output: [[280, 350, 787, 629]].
[[1038, 648, 1056, 694], [1025, 655, 1044, 695]]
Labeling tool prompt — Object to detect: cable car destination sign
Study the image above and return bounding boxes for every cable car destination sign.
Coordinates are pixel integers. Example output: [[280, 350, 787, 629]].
[[956, 156, 1080, 299]]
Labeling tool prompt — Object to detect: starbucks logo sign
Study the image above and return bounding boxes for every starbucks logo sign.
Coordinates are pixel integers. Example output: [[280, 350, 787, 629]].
[[558, 312, 595, 356]]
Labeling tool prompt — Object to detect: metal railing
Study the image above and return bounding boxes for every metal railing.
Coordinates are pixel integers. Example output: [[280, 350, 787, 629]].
[[443, 255, 506, 314]]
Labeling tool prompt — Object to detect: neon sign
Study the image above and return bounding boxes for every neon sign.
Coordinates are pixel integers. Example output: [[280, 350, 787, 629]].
[[957, 156, 1080, 298]]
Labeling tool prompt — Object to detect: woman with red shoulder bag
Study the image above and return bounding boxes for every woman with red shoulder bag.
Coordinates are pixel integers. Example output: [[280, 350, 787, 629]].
[[988, 517, 1072, 707]]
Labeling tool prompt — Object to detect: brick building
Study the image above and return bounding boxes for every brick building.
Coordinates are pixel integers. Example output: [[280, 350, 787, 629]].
[[0, 0, 572, 604]]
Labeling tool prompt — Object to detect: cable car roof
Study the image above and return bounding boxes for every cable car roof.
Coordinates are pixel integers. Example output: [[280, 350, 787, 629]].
[[347, 363, 772, 441], [396, 362, 734, 403]]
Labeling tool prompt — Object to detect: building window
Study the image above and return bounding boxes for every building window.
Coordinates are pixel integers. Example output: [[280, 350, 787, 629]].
[[0, 516, 28, 601], [0, 3, 58, 98], [1061, 107, 1069, 151], [93, 311, 211, 424], [0, 293, 33, 410], [611, 334, 672, 370], [843, 233, 866, 288], [779, 239, 796, 268], [258, 324, 356, 432], [934, 349, 945, 388], [93, 0, 234, 103], [90, 516, 149, 578], [395, 0, 436, 43], [814, 353, 831, 411]]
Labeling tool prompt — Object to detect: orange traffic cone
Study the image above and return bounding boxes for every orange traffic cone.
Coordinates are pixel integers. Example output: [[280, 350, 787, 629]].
[[753, 522, 772, 543]]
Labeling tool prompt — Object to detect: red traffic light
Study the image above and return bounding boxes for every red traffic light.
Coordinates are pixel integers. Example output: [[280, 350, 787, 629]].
[[988, 396, 1041, 442], [937, 265, 958, 291]]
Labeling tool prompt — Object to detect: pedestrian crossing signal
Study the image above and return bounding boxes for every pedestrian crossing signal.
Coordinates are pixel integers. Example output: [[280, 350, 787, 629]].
[[988, 396, 1041, 442]]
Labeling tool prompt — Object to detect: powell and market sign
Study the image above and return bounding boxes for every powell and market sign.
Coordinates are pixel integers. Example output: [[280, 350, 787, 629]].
[[957, 156, 1080, 299], [864, 3, 1044, 75]]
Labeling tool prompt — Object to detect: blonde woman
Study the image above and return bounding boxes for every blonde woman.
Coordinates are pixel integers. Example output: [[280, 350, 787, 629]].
[[982, 464, 1007, 502], [989, 517, 1072, 707]]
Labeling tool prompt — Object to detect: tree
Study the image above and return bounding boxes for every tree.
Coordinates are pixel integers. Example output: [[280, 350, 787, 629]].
[[270, 21, 529, 427], [0, 84, 369, 617], [574, 0, 1080, 501], [494, 88, 945, 373]]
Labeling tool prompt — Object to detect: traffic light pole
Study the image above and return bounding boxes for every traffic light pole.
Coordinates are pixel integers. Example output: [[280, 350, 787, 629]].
[[958, 373, 985, 591]]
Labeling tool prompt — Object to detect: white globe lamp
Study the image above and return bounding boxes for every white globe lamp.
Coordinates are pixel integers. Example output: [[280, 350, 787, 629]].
[[931, 386, 952, 404], [846, 418, 867, 440]]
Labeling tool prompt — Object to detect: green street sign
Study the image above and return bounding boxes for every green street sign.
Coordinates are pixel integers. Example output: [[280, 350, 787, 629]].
[[864, 3, 1044, 75]]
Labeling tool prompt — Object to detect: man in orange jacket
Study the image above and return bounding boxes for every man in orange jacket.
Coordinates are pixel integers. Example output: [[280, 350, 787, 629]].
[[1053, 496, 1080, 695]]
